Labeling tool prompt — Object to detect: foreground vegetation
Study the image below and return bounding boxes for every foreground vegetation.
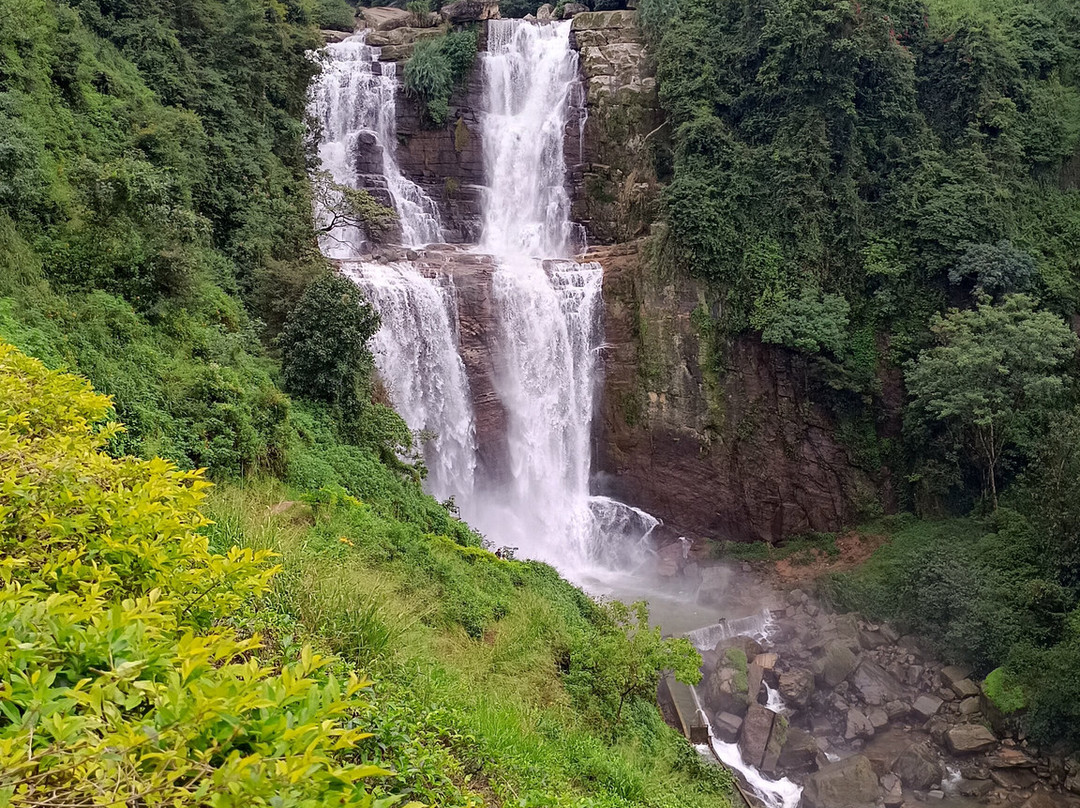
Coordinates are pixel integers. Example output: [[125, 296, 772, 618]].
[[0, 343, 728, 806]]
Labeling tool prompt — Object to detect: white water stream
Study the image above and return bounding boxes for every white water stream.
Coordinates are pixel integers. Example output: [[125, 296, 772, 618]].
[[309, 21, 799, 807]]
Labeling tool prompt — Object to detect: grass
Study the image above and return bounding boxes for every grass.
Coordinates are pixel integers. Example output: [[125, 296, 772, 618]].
[[203, 478, 737, 808], [715, 532, 841, 565]]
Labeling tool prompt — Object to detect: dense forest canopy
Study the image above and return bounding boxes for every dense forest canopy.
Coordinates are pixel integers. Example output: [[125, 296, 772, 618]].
[[640, 0, 1080, 747]]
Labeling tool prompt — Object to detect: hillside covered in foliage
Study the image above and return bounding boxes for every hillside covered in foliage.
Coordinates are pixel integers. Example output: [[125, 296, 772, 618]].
[[0, 0, 732, 803], [639, 0, 1080, 747]]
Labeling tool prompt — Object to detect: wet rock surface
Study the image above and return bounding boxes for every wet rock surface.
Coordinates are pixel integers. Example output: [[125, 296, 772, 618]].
[[675, 556, 1080, 808], [591, 241, 877, 542]]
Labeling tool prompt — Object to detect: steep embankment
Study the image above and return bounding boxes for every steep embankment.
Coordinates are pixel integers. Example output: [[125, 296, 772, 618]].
[[0, 341, 733, 807]]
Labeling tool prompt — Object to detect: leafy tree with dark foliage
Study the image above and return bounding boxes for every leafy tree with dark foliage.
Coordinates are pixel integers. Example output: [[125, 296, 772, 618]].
[[280, 273, 381, 417]]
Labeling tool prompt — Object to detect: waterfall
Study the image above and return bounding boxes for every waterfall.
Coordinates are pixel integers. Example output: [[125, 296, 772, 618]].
[[309, 21, 652, 576], [309, 33, 443, 253], [341, 262, 476, 503], [480, 20, 582, 258], [309, 25, 801, 805]]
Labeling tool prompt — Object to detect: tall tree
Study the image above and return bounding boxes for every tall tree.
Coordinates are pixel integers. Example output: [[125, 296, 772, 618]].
[[905, 294, 1077, 508]]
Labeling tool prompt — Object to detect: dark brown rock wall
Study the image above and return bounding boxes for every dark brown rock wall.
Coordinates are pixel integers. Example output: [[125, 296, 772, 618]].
[[394, 67, 487, 243], [592, 242, 876, 542]]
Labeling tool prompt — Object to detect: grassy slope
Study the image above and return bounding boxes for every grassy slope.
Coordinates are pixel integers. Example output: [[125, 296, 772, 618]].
[[203, 477, 735, 808]]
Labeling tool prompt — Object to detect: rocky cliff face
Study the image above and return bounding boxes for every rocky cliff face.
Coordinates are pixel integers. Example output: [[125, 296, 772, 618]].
[[394, 72, 486, 243], [565, 12, 877, 542], [569, 11, 662, 245], [591, 240, 875, 543]]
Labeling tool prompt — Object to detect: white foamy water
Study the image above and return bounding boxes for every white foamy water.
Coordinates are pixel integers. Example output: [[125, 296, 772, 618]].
[[309, 33, 443, 253], [689, 688, 802, 808], [340, 261, 476, 502]]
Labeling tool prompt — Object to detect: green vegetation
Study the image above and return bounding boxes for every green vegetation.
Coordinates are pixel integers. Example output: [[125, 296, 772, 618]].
[[984, 667, 1029, 714], [644, 0, 1080, 749], [0, 342, 732, 807], [403, 30, 478, 126]]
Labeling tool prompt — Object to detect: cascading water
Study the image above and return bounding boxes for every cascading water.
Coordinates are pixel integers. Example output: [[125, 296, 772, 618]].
[[309, 20, 801, 807], [340, 262, 476, 503], [310, 33, 468, 486], [309, 33, 443, 252]]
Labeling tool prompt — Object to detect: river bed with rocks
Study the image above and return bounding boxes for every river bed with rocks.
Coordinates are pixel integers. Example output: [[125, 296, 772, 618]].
[[598, 542, 1080, 808]]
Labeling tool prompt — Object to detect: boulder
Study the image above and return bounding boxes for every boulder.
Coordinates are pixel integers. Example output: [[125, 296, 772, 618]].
[[536, 2, 553, 21], [845, 708, 875, 740], [946, 724, 998, 755], [357, 6, 411, 30], [777, 726, 818, 771], [892, 742, 944, 790], [438, 0, 500, 22], [959, 696, 982, 715], [912, 693, 944, 720], [851, 660, 906, 706], [702, 664, 749, 718], [988, 747, 1035, 769], [941, 664, 974, 687], [885, 700, 909, 720], [818, 640, 859, 688], [713, 711, 743, 743], [561, 1, 588, 16], [802, 755, 880, 808], [738, 703, 776, 769], [952, 678, 981, 699], [778, 668, 815, 709], [867, 707, 890, 730]]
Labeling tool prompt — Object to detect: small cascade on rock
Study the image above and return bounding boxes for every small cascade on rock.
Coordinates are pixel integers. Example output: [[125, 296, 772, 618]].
[[309, 33, 443, 253], [340, 263, 476, 502], [309, 33, 465, 497]]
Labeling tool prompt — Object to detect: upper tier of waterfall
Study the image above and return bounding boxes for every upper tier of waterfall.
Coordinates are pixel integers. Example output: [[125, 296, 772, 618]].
[[309, 33, 444, 252], [479, 20, 583, 258]]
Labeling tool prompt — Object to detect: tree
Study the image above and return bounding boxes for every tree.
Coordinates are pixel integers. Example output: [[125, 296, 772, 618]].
[[565, 601, 701, 731], [312, 171, 398, 245], [948, 240, 1038, 298], [280, 274, 381, 416], [905, 294, 1077, 508]]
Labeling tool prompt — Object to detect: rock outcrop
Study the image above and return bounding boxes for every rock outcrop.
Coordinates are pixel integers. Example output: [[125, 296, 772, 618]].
[[569, 11, 662, 244], [394, 68, 486, 243], [592, 241, 876, 542]]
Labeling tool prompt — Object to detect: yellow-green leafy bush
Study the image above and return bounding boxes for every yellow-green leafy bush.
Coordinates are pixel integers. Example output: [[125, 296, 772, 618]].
[[0, 342, 390, 808]]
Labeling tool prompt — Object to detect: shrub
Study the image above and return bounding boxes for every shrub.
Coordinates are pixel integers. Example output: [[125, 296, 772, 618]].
[[983, 667, 1027, 714], [280, 273, 381, 417], [0, 342, 389, 807], [565, 601, 701, 730], [403, 31, 478, 126]]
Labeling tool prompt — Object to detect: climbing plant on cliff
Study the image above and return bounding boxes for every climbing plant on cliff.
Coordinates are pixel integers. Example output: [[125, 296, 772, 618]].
[[403, 30, 478, 126]]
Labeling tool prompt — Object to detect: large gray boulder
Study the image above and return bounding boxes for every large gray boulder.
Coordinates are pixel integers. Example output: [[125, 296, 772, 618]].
[[776, 726, 819, 772], [850, 660, 905, 706], [439, 0, 500, 22], [357, 6, 411, 30], [892, 742, 944, 790], [778, 668, 815, 709], [817, 640, 859, 688], [802, 755, 879, 808], [738, 703, 777, 769], [946, 724, 998, 755]]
